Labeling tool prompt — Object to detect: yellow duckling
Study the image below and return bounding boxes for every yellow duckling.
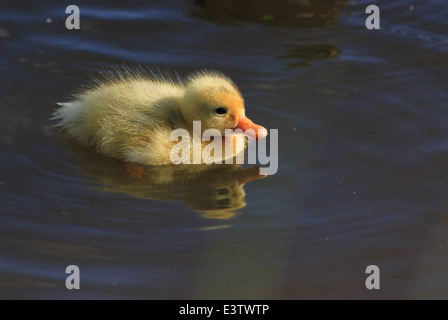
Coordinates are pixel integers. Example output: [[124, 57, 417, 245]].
[[53, 70, 267, 165]]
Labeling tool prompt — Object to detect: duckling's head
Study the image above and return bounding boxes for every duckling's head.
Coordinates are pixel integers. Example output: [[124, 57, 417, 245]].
[[180, 71, 267, 141]]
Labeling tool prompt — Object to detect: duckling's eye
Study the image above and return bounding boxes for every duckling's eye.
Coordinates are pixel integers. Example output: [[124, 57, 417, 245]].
[[214, 107, 228, 116]]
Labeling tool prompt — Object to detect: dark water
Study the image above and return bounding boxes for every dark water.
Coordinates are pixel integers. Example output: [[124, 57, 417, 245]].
[[1, 0, 448, 299]]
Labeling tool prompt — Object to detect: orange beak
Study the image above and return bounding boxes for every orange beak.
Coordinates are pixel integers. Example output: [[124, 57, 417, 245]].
[[234, 116, 268, 142]]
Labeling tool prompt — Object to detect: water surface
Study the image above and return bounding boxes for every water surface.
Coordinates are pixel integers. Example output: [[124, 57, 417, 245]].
[[1, 0, 448, 299]]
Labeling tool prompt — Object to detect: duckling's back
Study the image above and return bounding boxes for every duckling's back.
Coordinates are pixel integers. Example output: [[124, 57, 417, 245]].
[[53, 78, 185, 163]]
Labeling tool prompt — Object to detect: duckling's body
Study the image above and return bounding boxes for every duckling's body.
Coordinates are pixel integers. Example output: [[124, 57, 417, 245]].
[[53, 70, 267, 165]]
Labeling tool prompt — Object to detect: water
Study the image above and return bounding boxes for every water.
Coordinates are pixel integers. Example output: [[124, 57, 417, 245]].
[[1, 0, 448, 299]]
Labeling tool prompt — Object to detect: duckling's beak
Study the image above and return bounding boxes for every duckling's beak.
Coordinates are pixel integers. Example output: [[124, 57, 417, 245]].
[[234, 116, 268, 142]]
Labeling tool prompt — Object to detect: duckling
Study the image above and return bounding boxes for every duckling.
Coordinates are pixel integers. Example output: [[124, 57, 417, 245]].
[[52, 70, 267, 165]]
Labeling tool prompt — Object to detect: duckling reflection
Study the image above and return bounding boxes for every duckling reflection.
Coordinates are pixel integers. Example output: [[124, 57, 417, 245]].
[[60, 139, 265, 219]]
